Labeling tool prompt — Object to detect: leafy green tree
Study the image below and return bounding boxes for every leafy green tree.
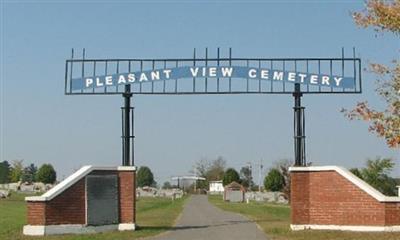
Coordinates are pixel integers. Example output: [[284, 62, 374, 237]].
[[9, 160, 24, 182], [239, 166, 253, 188], [22, 164, 37, 184], [350, 168, 363, 179], [351, 158, 397, 196], [343, 0, 400, 147], [264, 168, 285, 192], [36, 164, 57, 184], [361, 157, 397, 196], [0, 161, 11, 184], [222, 168, 240, 186], [137, 166, 155, 187]]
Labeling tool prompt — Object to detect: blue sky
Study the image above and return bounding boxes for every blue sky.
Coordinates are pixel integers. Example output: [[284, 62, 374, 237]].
[[1, 1, 399, 184]]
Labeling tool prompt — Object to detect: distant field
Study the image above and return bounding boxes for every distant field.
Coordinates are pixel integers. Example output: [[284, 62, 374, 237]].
[[208, 195, 400, 240], [0, 192, 187, 240]]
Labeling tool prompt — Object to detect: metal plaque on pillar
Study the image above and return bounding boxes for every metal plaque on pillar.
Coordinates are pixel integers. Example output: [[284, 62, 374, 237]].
[[86, 175, 119, 226]]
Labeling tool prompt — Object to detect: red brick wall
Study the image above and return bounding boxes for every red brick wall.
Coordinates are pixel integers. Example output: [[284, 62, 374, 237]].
[[27, 202, 46, 225], [119, 171, 135, 223], [385, 203, 400, 225], [26, 169, 136, 226], [45, 179, 86, 225], [291, 170, 400, 226], [27, 179, 86, 225]]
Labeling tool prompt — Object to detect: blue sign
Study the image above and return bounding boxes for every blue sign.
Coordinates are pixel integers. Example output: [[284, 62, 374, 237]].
[[71, 66, 355, 91]]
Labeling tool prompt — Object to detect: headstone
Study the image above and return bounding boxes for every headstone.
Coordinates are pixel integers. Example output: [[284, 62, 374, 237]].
[[0, 190, 10, 198]]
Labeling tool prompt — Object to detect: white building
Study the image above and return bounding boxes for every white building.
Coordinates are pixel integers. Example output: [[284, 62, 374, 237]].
[[209, 180, 224, 194]]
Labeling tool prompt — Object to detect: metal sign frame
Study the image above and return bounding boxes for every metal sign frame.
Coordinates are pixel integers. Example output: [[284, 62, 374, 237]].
[[64, 48, 362, 167], [65, 48, 361, 95]]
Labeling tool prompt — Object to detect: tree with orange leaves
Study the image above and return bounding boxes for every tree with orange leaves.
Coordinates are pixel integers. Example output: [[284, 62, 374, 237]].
[[343, 0, 400, 148]]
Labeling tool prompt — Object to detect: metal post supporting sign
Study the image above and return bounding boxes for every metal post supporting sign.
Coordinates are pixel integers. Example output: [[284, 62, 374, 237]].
[[122, 84, 133, 166], [293, 83, 306, 166]]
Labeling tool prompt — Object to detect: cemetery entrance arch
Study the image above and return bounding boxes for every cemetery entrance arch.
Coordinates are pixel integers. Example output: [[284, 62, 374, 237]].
[[65, 48, 361, 168]]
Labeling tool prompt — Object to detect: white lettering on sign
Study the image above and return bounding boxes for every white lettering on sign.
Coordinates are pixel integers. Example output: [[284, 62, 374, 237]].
[[105, 76, 113, 86], [190, 67, 199, 77], [139, 73, 148, 82], [209, 67, 217, 77], [86, 78, 93, 87], [273, 71, 284, 81], [334, 77, 342, 86], [128, 74, 135, 83], [321, 76, 330, 85], [163, 69, 171, 78], [310, 75, 318, 84], [118, 75, 126, 84], [248, 69, 257, 78], [189, 67, 235, 78], [261, 70, 269, 79], [77, 66, 352, 90], [202, 67, 206, 76], [96, 77, 104, 87], [221, 67, 233, 77], [298, 73, 307, 83], [288, 72, 296, 82], [151, 71, 160, 80]]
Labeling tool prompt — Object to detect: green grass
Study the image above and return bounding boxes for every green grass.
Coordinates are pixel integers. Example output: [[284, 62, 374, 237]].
[[0, 191, 188, 240], [208, 195, 400, 240]]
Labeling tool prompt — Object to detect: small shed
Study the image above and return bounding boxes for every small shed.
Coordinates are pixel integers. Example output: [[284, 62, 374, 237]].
[[223, 181, 245, 202]]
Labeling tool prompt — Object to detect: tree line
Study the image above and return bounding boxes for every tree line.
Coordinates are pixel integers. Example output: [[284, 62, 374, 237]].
[[192, 156, 289, 192], [0, 160, 57, 184], [191, 157, 256, 190]]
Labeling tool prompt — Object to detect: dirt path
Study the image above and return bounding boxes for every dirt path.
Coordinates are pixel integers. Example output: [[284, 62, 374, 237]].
[[148, 195, 268, 240]]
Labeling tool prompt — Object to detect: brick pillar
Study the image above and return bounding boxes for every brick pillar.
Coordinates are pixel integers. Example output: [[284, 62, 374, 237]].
[[290, 172, 310, 225], [133, 171, 136, 223], [118, 170, 136, 224]]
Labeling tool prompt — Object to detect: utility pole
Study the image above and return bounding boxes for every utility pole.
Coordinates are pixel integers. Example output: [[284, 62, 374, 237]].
[[258, 159, 263, 192]]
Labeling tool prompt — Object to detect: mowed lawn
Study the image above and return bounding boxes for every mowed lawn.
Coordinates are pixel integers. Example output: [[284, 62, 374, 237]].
[[208, 195, 400, 240], [0, 192, 188, 240]]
